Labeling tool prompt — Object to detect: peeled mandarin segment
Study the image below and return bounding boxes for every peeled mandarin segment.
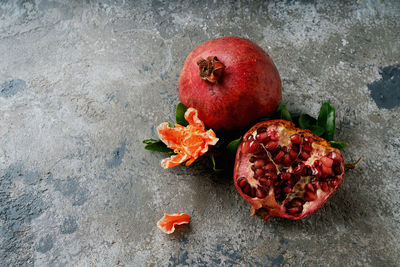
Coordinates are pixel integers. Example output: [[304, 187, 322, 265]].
[[157, 213, 191, 234]]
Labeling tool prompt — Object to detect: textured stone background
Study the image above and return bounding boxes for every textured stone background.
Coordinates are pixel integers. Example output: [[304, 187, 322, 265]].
[[0, 1, 399, 266]]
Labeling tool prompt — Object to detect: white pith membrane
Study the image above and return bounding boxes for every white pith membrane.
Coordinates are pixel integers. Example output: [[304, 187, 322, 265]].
[[235, 123, 345, 219]]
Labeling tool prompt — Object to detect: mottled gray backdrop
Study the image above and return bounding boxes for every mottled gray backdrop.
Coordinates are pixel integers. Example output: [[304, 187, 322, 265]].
[[0, 1, 399, 266]]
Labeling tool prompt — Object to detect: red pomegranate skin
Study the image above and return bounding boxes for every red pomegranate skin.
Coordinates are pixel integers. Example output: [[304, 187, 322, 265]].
[[179, 36, 282, 131]]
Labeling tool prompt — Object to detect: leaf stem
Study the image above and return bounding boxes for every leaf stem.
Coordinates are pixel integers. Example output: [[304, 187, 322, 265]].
[[345, 157, 362, 169]]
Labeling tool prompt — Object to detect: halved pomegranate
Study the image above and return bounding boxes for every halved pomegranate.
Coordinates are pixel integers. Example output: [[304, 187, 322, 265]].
[[233, 120, 345, 220]]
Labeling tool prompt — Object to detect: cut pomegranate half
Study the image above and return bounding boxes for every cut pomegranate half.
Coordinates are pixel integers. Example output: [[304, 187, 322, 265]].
[[233, 120, 345, 220]]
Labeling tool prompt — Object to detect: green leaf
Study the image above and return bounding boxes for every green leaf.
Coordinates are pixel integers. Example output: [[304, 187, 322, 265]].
[[142, 138, 160, 144], [176, 102, 189, 126], [317, 102, 336, 141], [226, 137, 242, 154], [329, 141, 348, 150], [310, 125, 325, 136], [210, 154, 223, 172], [144, 141, 174, 153], [277, 103, 292, 122], [298, 114, 317, 129]]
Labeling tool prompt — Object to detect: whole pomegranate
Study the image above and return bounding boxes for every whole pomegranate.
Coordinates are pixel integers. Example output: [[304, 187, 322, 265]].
[[233, 120, 345, 220], [179, 36, 282, 131]]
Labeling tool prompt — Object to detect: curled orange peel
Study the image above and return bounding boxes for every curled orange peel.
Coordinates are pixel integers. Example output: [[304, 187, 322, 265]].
[[157, 108, 219, 168], [157, 213, 191, 234]]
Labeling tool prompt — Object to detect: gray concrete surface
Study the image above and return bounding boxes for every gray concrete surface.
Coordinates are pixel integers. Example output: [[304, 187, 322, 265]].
[[0, 0, 399, 266]]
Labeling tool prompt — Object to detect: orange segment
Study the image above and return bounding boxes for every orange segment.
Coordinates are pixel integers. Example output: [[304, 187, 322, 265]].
[[157, 213, 191, 234]]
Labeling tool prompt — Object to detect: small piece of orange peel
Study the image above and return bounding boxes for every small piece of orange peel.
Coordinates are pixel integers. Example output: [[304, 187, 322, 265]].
[[157, 213, 191, 234], [157, 107, 218, 168]]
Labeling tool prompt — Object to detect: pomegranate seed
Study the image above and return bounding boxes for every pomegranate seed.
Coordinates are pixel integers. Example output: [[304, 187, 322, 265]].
[[289, 149, 298, 160], [238, 177, 247, 188], [283, 154, 291, 166], [281, 172, 291, 180], [302, 143, 313, 153], [249, 156, 257, 163], [248, 141, 262, 154], [321, 166, 332, 177], [263, 163, 276, 172], [305, 191, 317, 201], [265, 172, 278, 181], [251, 165, 256, 171], [265, 141, 277, 151], [294, 163, 304, 175], [306, 183, 315, 192], [320, 182, 328, 192], [321, 157, 333, 168], [304, 137, 313, 143], [290, 134, 301, 144], [287, 206, 303, 214], [290, 198, 303, 207], [330, 179, 339, 187], [254, 159, 266, 169], [242, 183, 251, 195], [255, 168, 264, 176], [256, 188, 268, 198], [256, 132, 269, 143], [292, 144, 300, 152], [283, 187, 292, 193], [259, 177, 271, 187], [247, 135, 254, 141], [274, 151, 285, 162], [300, 152, 310, 160]]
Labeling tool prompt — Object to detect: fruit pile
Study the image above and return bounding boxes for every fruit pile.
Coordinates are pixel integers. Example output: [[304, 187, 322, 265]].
[[144, 37, 360, 231]]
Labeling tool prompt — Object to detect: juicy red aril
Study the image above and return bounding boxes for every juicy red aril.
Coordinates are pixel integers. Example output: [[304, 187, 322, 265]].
[[263, 163, 276, 172], [302, 143, 313, 153], [248, 141, 262, 154], [282, 154, 291, 166], [320, 182, 328, 192], [254, 159, 267, 169], [290, 134, 301, 144], [281, 172, 291, 180], [305, 191, 317, 201], [321, 157, 333, 167], [265, 172, 277, 181], [306, 183, 315, 192], [266, 141, 277, 151], [294, 163, 304, 175], [256, 132, 269, 143], [234, 120, 345, 221], [274, 151, 284, 162], [289, 150, 298, 160]]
